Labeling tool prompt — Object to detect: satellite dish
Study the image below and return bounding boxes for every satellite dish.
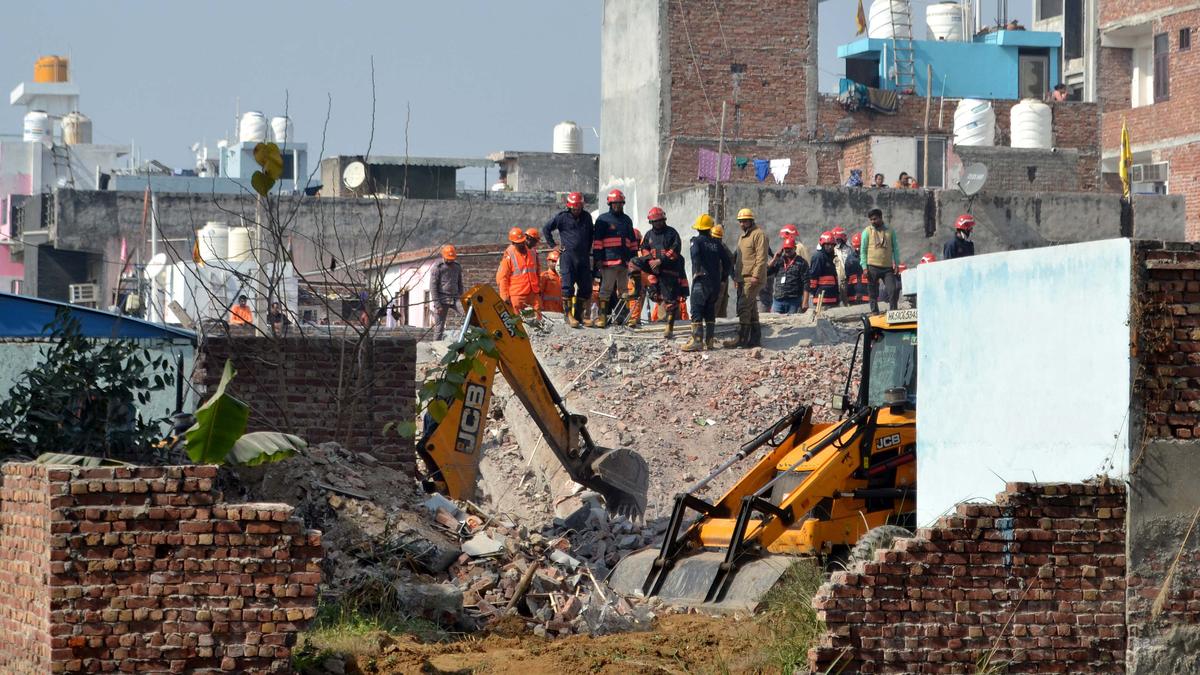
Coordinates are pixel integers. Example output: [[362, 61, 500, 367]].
[[342, 161, 367, 190], [144, 252, 168, 281], [958, 163, 988, 196]]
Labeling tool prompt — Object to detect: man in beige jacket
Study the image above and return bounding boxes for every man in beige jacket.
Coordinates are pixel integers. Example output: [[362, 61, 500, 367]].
[[724, 208, 769, 348]]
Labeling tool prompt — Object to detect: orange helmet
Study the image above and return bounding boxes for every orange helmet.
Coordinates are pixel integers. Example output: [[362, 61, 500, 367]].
[[566, 192, 584, 208], [508, 226, 526, 243], [547, 250, 560, 263], [441, 244, 457, 261], [525, 227, 540, 243], [851, 232, 862, 250]]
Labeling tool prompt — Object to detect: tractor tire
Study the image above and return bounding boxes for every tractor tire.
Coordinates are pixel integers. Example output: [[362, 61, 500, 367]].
[[848, 525, 914, 566]]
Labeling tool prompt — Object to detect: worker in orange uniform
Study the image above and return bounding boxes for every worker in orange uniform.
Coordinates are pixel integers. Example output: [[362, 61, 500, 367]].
[[541, 250, 564, 313], [496, 227, 542, 319], [525, 227, 541, 252], [230, 294, 253, 325]]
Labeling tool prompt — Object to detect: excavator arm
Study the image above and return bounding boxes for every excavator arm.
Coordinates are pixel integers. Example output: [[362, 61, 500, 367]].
[[417, 284, 649, 517]]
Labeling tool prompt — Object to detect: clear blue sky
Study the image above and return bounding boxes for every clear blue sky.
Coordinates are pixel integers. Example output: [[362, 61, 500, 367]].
[[0, 1, 1030, 172]]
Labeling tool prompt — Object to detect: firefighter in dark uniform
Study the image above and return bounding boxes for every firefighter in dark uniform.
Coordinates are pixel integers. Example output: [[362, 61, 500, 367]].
[[683, 214, 731, 352], [845, 232, 868, 305], [541, 191, 593, 328], [633, 206, 685, 339], [943, 214, 977, 260], [808, 231, 840, 309]]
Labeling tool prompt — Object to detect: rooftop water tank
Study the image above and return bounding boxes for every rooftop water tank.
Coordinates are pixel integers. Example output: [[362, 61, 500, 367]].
[[270, 116, 293, 145], [553, 121, 582, 154], [62, 112, 93, 145], [1010, 99, 1053, 149], [953, 99, 996, 147], [34, 55, 69, 83], [868, 0, 913, 40], [239, 112, 268, 144], [227, 227, 254, 262], [23, 110, 51, 144], [198, 221, 229, 263], [926, 2, 964, 41]]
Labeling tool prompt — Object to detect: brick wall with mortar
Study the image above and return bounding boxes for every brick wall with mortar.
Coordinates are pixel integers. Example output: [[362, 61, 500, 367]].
[[194, 336, 416, 471], [1099, 8, 1200, 237], [808, 481, 1127, 673], [0, 463, 321, 674]]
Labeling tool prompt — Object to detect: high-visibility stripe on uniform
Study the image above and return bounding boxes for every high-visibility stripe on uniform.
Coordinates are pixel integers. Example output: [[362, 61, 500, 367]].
[[504, 248, 540, 296]]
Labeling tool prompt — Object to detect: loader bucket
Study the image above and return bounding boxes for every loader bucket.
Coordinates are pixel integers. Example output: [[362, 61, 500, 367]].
[[587, 447, 650, 519], [608, 549, 800, 613]]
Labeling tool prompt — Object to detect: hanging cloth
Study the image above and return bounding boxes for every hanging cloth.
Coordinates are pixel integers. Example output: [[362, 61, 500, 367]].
[[769, 159, 791, 185], [697, 148, 732, 182], [754, 159, 771, 182]]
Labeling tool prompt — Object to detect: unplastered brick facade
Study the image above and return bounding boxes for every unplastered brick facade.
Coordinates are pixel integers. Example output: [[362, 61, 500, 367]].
[[0, 463, 321, 674], [808, 481, 1127, 673], [1099, 4, 1200, 237], [194, 335, 416, 471]]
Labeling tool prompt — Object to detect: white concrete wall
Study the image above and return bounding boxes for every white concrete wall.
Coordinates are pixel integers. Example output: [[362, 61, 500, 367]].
[[916, 238, 1131, 525], [382, 261, 434, 328]]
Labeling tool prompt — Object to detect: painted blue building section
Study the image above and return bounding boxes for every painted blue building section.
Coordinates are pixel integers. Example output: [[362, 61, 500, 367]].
[[0, 291, 194, 342], [838, 30, 1061, 100]]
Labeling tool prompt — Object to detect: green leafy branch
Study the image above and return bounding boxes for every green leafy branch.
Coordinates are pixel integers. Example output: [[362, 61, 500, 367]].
[[387, 327, 499, 439]]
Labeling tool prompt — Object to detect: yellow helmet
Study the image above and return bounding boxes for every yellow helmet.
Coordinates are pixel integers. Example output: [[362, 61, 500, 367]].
[[711, 224, 725, 238], [736, 208, 755, 221], [692, 214, 715, 231]]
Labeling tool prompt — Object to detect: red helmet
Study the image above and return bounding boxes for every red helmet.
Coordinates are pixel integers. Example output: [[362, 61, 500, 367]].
[[920, 253, 937, 265], [566, 192, 584, 208], [818, 231, 834, 246], [851, 232, 862, 250], [607, 189, 625, 204], [508, 226, 526, 243], [781, 235, 796, 250], [780, 224, 799, 238], [954, 214, 976, 231], [831, 226, 847, 242], [647, 206, 666, 222], [547, 250, 560, 263]]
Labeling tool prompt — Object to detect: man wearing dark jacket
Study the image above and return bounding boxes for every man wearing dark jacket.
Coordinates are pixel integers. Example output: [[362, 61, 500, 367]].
[[808, 231, 840, 309], [431, 244, 464, 340], [943, 214, 976, 260], [768, 238, 808, 314], [542, 191, 594, 328], [590, 189, 638, 328], [634, 206, 685, 338], [683, 214, 731, 352]]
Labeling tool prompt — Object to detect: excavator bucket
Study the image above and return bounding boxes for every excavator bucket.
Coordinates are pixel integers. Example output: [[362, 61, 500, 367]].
[[588, 447, 649, 518], [609, 549, 800, 613]]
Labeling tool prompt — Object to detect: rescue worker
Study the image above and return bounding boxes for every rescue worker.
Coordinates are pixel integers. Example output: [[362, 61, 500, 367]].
[[723, 208, 768, 349], [525, 227, 541, 252], [683, 214, 731, 352], [768, 236, 809, 314], [779, 224, 810, 263], [540, 250, 564, 313], [713, 224, 732, 318], [430, 244, 464, 340], [230, 295, 253, 325], [943, 214, 976, 260], [831, 226, 852, 306], [591, 189, 638, 328], [808, 231, 840, 309], [496, 226, 542, 319], [635, 206, 685, 338], [860, 208, 901, 314], [541, 191, 593, 328], [625, 227, 644, 328], [845, 233, 868, 305]]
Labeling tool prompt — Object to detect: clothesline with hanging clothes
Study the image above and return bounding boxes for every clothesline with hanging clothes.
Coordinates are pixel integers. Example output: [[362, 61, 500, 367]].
[[698, 148, 793, 185]]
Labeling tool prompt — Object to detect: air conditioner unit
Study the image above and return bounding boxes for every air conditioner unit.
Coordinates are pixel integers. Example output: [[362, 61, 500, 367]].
[[68, 283, 99, 305], [1131, 162, 1169, 183]]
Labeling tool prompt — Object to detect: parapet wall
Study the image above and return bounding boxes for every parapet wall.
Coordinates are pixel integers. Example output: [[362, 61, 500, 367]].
[[0, 463, 322, 674]]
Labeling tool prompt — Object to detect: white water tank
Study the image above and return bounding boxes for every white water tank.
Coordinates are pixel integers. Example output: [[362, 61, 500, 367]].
[[227, 226, 254, 261], [270, 116, 293, 144], [23, 110, 51, 144], [198, 221, 229, 263], [953, 98, 996, 147], [62, 112, 93, 145], [868, 0, 913, 39], [1010, 98, 1053, 149], [239, 111, 268, 144], [926, 2, 964, 41], [552, 121, 582, 154]]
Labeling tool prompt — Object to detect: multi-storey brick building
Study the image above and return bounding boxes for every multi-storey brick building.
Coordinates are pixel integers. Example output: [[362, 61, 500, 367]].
[[1098, 1, 1200, 238]]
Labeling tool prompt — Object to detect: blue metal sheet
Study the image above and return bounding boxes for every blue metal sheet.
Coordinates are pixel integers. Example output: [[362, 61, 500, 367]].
[[0, 292, 195, 342]]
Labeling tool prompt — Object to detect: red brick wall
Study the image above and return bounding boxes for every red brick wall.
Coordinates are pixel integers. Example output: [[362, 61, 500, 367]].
[[808, 481, 1127, 673], [195, 336, 416, 470], [0, 463, 321, 674], [0, 466, 53, 675]]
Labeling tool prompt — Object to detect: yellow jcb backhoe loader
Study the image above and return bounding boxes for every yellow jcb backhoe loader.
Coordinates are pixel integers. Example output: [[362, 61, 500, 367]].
[[417, 284, 650, 518], [609, 310, 918, 611]]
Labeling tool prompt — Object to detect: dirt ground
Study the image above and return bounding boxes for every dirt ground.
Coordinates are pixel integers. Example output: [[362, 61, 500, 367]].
[[359, 614, 770, 674]]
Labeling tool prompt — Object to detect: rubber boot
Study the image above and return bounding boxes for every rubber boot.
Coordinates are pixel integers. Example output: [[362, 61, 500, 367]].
[[663, 316, 675, 339], [723, 323, 749, 349], [681, 321, 704, 352], [747, 321, 763, 348], [704, 321, 718, 350], [593, 301, 609, 328], [566, 298, 581, 329], [627, 298, 641, 328]]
